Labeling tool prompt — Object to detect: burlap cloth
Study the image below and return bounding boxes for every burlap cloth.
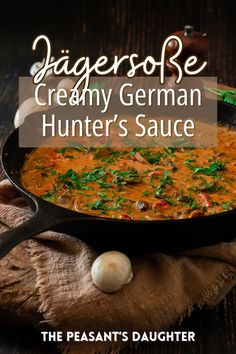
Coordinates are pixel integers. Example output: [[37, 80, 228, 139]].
[[0, 179, 236, 353]]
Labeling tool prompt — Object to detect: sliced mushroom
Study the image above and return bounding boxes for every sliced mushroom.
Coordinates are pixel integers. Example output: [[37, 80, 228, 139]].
[[174, 209, 191, 219], [136, 200, 149, 211], [58, 195, 70, 205], [145, 215, 154, 221], [93, 147, 111, 159], [74, 198, 82, 212], [33, 174, 45, 188], [189, 210, 205, 218], [145, 212, 169, 220]]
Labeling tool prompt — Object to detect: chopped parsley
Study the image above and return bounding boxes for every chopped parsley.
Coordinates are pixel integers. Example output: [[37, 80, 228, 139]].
[[163, 197, 175, 205], [57, 148, 67, 154], [184, 160, 226, 176], [40, 187, 57, 202], [111, 168, 140, 190], [177, 194, 198, 209], [86, 200, 107, 211], [142, 190, 151, 197], [193, 178, 226, 194], [57, 166, 109, 191], [221, 201, 234, 211], [163, 147, 176, 156], [155, 171, 173, 197], [57, 169, 81, 189], [93, 148, 128, 163], [131, 148, 164, 164], [97, 191, 109, 201], [86, 199, 123, 212]]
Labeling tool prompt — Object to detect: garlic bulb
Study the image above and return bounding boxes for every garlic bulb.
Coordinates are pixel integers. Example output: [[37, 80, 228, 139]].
[[91, 251, 133, 293]]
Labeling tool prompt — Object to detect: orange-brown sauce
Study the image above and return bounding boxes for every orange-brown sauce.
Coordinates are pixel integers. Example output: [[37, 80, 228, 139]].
[[20, 126, 236, 220]]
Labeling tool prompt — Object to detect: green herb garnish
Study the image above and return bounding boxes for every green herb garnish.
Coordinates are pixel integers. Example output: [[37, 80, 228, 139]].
[[163, 147, 175, 156], [57, 148, 66, 154], [57, 166, 110, 191], [111, 168, 140, 190], [221, 201, 234, 210], [163, 197, 175, 205], [131, 148, 164, 164], [86, 199, 107, 211], [97, 191, 109, 201], [142, 190, 151, 197], [177, 193, 198, 209], [205, 87, 236, 105], [40, 187, 57, 202], [184, 160, 226, 176], [86, 199, 122, 212], [154, 170, 173, 197]]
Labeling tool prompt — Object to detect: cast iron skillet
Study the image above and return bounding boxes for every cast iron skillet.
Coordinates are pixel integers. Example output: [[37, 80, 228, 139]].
[[1, 101, 236, 258]]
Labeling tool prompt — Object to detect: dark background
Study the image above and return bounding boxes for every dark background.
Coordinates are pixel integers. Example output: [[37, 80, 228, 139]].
[[0, 0, 235, 84], [0, 0, 236, 353]]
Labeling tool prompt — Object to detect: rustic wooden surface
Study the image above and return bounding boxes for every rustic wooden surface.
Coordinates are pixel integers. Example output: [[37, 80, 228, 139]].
[[1, 0, 236, 85], [0, 0, 236, 353]]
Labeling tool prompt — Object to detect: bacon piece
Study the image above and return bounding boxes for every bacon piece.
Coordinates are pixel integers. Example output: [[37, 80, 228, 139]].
[[48, 161, 55, 167], [152, 200, 169, 210], [148, 171, 161, 178]]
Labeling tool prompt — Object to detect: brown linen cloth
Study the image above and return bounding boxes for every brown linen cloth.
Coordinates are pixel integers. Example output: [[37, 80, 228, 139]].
[[0, 179, 236, 354]]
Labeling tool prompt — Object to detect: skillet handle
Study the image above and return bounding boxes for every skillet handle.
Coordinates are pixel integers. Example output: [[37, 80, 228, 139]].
[[0, 209, 51, 259]]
